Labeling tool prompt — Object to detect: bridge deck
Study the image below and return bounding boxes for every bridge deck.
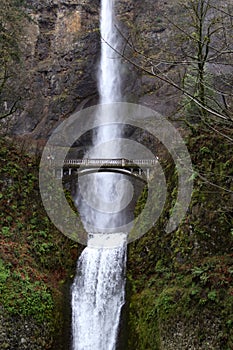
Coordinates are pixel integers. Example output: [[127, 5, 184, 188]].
[[63, 158, 157, 168]]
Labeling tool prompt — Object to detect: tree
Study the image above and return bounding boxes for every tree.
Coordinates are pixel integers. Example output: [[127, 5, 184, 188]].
[[178, 0, 233, 123], [105, 0, 233, 196], [115, 0, 233, 137], [0, 0, 27, 120]]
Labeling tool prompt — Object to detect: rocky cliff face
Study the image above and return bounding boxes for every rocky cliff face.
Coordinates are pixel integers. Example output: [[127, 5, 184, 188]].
[[5, 0, 100, 139], [2, 0, 182, 142], [2, 0, 232, 143]]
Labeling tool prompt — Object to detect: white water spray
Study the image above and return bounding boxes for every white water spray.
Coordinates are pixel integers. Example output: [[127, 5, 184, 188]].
[[94, 0, 122, 156], [72, 234, 126, 350], [98, 0, 122, 105], [72, 1, 127, 349]]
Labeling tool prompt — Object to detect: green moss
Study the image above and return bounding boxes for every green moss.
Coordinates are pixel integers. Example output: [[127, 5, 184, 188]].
[[0, 259, 53, 323], [127, 130, 233, 349], [0, 137, 82, 344], [128, 255, 233, 349]]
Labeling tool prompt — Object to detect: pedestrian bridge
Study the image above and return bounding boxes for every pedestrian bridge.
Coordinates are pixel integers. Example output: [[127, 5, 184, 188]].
[[55, 158, 157, 182]]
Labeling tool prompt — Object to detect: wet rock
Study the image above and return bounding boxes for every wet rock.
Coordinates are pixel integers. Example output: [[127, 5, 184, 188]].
[[0, 311, 53, 350], [8, 0, 100, 138]]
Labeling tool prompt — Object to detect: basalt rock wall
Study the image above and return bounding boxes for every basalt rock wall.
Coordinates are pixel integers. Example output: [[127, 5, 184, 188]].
[[3, 0, 232, 144], [6, 0, 100, 140], [3, 0, 182, 144]]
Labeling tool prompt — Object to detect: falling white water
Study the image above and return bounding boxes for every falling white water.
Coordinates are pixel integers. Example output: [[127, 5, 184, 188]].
[[72, 1, 127, 350], [74, 0, 125, 231], [99, 0, 122, 105], [72, 234, 127, 350], [94, 0, 122, 156]]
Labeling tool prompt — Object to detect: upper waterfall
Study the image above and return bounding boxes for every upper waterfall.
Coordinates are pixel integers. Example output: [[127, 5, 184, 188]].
[[99, 0, 122, 104]]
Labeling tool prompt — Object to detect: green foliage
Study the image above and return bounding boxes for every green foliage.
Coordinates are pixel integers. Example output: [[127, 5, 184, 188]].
[[0, 259, 54, 323], [1, 226, 12, 237], [0, 0, 28, 119], [0, 138, 81, 339], [156, 288, 178, 316], [0, 259, 10, 283], [200, 146, 211, 155], [128, 254, 233, 349], [128, 128, 233, 349], [207, 290, 218, 302], [128, 289, 159, 350]]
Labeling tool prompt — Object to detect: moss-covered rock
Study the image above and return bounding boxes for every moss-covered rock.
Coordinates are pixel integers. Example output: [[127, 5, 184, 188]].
[[127, 130, 233, 349], [0, 137, 82, 349]]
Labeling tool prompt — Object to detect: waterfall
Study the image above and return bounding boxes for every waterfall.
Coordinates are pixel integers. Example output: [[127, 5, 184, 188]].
[[98, 0, 122, 105], [71, 1, 127, 349], [71, 234, 126, 350]]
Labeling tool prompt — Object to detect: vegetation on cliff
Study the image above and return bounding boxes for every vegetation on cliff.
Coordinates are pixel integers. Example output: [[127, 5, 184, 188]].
[[0, 0, 30, 120], [127, 127, 233, 350], [0, 138, 81, 348], [125, 1, 233, 347]]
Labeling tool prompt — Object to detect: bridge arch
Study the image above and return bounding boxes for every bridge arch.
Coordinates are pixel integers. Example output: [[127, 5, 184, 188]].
[[62, 167, 147, 183]]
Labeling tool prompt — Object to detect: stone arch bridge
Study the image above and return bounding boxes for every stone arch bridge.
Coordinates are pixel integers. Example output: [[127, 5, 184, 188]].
[[54, 158, 157, 182]]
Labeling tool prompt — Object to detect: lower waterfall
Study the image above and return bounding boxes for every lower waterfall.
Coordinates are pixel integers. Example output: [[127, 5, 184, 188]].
[[71, 233, 127, 350]]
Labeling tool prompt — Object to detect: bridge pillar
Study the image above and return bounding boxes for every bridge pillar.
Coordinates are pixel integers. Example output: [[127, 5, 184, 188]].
[[56, 168, 63, 179], [146, 168, 150, 180], [68, 168, 72, 176]]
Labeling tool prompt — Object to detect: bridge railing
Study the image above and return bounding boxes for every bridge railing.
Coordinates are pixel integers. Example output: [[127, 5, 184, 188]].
[[63, 158, 157, 167]]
